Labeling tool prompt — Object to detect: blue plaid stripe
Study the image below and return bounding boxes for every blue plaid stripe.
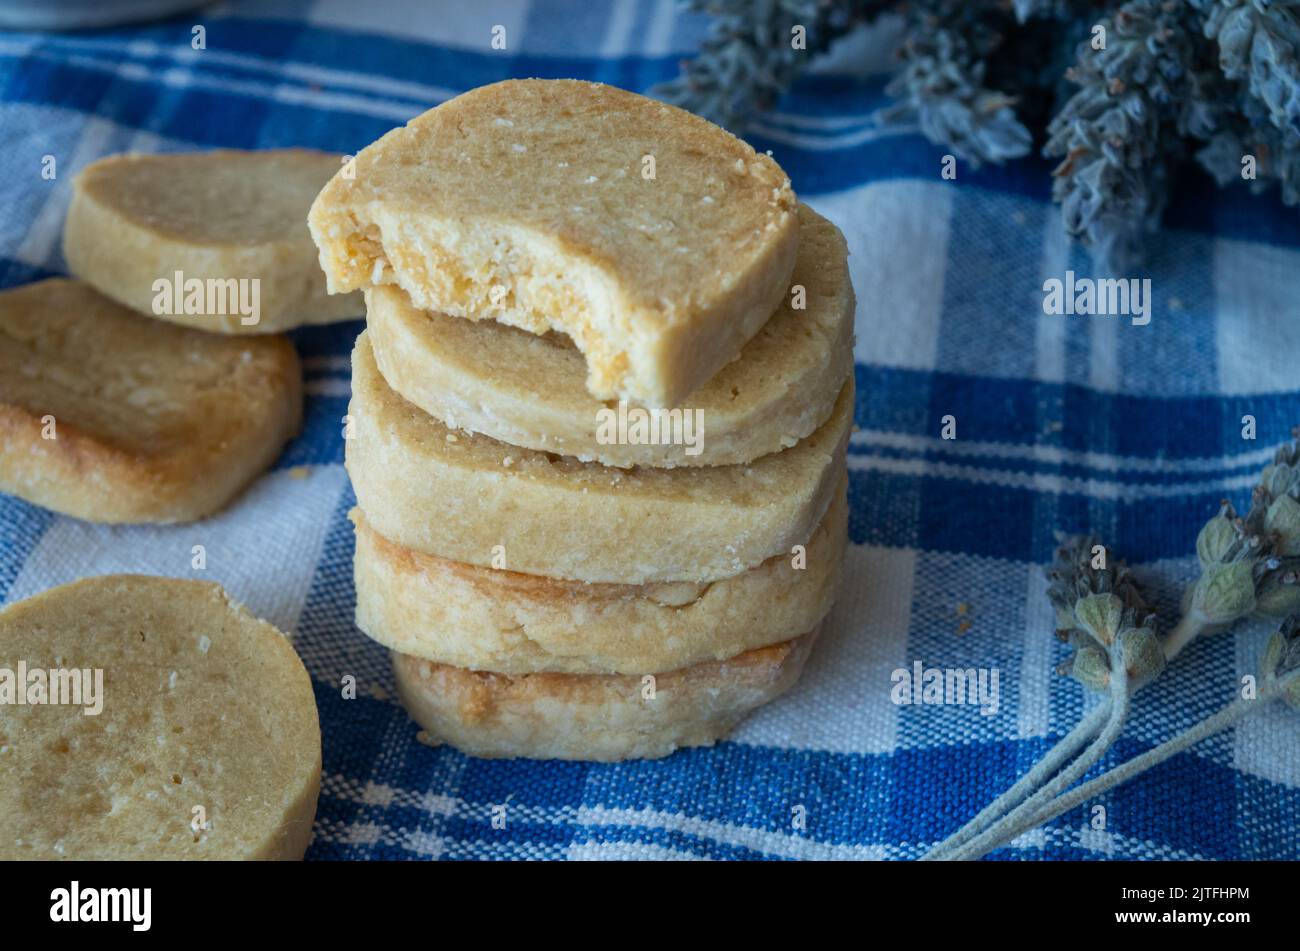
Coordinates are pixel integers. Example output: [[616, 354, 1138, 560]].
[[0, 0, 1296, 861]]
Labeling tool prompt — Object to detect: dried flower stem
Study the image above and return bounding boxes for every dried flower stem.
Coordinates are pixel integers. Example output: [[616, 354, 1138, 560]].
[[936, 606, 1184, 859], [919, 703, 1109, 860], [1162, 611, 1210, 663], [985, 668, 1300, 851], [945, 660, 1132, 862]]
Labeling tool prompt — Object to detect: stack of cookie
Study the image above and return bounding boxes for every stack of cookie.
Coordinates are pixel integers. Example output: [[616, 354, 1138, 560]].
[[309, 80, 854, 761]]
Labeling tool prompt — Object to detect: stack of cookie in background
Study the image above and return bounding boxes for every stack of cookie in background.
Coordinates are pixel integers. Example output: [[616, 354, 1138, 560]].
[[0, 148, 359, 525], [310, 79, 854, 761]]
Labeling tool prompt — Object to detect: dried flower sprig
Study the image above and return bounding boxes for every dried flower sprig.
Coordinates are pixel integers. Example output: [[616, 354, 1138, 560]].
[[1044, 0, 1203, 270], [1198, 0, 1300, 138], [658, 0, 1300, 271], [879, 1, 1034, 165], [1166, 428, 1300, 659], [1049, 534, 1166, 691], [928, 427, 1300, 861], [967, 616, 1300, 854], [652, 0, 882, 133]]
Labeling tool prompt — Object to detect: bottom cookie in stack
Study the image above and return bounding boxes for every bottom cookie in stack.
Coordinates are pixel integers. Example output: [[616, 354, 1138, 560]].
[[392, 629, 820, 762]]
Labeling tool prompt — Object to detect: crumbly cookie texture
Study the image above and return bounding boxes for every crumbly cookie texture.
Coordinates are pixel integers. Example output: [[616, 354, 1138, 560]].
[[353, 477, 846, 674], [0, 575, 321, 860], [347, 331, 851, 584], [0, 278, 302, 524], [309, 79, 798, 407], [65, 148, 362, 333], [366, 203, 854, 467], [392, 627, 819, 761]]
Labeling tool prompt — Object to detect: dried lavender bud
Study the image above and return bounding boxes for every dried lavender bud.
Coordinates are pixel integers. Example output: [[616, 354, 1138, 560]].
[[1198, 0, 1300, 139], [1197, 117, 1300, 205], [1044, 0, 1203, 271], [1184, 429, 1300, 627], [1253, 562, 1300, 617], [1048, 535, 1157, 692], [1260, 458, 1300, 498], [881, 1, 1034, 165], [1197, 505, 1241, 566], [1047, 535, 1149, 622], [1261, 615, 1300, 710], [651, 0, 882, 131], [1266, 495, 1300, 554], [1258, 437, 1300, 554], [1191, 559, 1258, 623], [1119, 626, 1167, 687], [1059, 643, 1112, 691], [1074, 592, 1125, 646]]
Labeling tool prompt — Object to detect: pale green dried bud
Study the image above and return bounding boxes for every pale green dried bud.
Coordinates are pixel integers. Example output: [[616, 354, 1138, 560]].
[[1263, 618, 1300, 712], [1060, 644, 1110, 692], [1253, 570, 1300, 618], [1265, 495, 1300, 556], [1047, 535, 1157, 692], [1118, 627, 1165, 688], [1046, 535, 1147, 628], [1196, 509, 1240, 568], [1179, 431, 1300, 648], [1190, 561, 1258, 625], [1074, 593, 1124, 647], [1259, 463, 1300, 501]]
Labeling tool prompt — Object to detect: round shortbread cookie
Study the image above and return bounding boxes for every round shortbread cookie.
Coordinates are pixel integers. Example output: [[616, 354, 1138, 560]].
[[366, 203, 854, 468], [392, 628, 818, 761], [353, 477, 846, 674], [0, 575, 321, 860], [310, 79, 798, 407], [0, 279, 302, 524], [65, 148, 362, 334], [347, 332, 852, 583]]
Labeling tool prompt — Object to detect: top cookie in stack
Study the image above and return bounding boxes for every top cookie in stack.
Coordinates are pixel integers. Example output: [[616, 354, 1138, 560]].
[[310, 79, 798, 409], [309, 80, 854, 761]]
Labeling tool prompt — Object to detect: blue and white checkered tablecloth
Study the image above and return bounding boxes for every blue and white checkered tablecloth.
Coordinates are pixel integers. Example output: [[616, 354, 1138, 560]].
[[1, 0, 1297, 861]]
